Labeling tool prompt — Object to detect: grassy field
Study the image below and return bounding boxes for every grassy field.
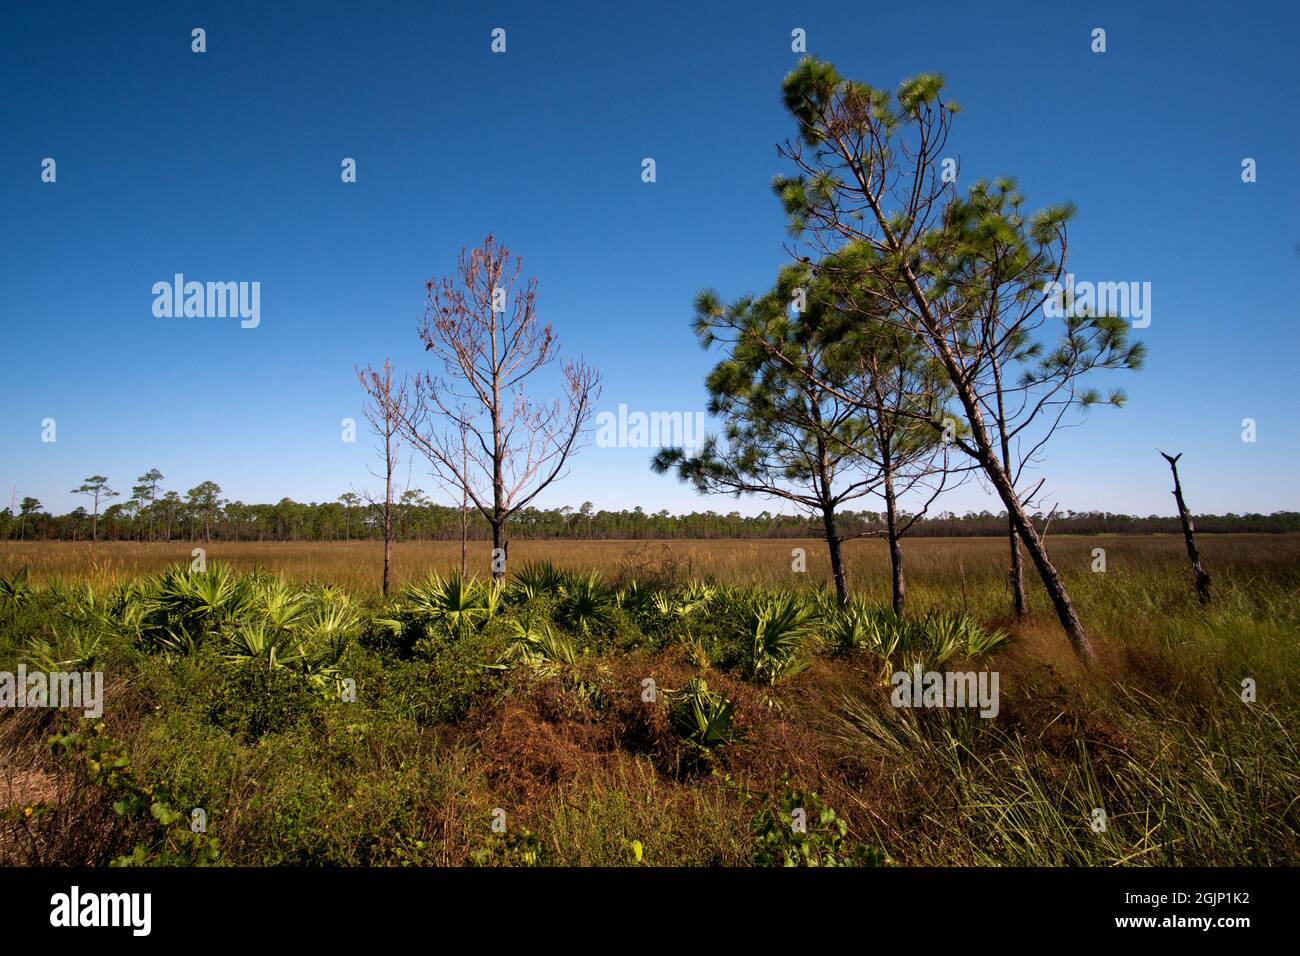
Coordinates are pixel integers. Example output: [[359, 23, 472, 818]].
[[1, 534, 1297, 866], [5, 532, 1299, 596], [5, 535, 1298, 658]]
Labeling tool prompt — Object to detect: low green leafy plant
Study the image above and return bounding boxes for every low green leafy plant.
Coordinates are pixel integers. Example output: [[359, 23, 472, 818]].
[[399, 570, 495, 642], [495, 621, 608, 711], [0, 565, 33, 610], [753, 783, 889, 867], [23, 625, 105, 672], [857, 607, 1010, 674], [496, 620, 579, 674], [827, 597, 873, 656], [208, 660, 325, 739]]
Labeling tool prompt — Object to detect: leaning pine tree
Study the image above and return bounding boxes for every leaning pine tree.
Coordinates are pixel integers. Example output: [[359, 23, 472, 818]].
[[772, 58, 1144, 659]]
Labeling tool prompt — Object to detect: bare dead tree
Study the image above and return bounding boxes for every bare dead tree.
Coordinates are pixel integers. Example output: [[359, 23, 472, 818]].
[[358, 360, 412, 597], [1159, 451, 1212, 604], [394, 235, 602, 581]]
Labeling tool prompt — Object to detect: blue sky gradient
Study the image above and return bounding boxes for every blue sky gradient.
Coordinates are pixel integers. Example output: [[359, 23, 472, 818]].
[[3, 0, 1297, 517]]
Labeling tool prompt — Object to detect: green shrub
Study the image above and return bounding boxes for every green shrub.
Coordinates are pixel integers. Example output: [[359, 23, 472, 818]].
[[856, 607, 1010, 672], [376, 631, 500, 726], [510, 559, 566, 603], [208, 661, 325, 739], [369, 570, 501, 653]]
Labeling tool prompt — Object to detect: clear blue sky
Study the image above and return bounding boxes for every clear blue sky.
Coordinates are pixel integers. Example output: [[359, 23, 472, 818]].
[[2, 0, 1297, 518]]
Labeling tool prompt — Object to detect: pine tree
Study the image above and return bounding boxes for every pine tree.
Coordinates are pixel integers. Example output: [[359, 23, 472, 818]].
[[71, 476, 118, 543], [770, 58, 1144, 658]]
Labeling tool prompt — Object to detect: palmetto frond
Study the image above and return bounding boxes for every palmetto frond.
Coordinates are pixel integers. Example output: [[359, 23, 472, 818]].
[[741, 592, 820, 685]]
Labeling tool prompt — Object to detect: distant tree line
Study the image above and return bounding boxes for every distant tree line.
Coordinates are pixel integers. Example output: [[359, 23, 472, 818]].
[[3, 478, 1295, 542]]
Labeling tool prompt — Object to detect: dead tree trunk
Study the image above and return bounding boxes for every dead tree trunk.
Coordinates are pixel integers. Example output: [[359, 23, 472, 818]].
[[382, 476, 392, 599], [357, 361, 410, 598], [491, 400, 506, 582], [1159, 451, 1211, 604]]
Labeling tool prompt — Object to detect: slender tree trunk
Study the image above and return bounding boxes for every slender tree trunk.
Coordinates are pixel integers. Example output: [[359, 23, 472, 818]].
[[1008, 525, 1026, 617], [460, 424, 470, 579], [91, 501, 99, 543], [907, 284, 1088, 656], [820, 506, 849, 605], [459, 514, 467, 579], [942, 351, 1092, 657], [382, 494, 393, 600], [489, 367, 508, 581], [490, 499, 505, 581], [1160, 452, 1211, 603], [459, 499, 468, 580], [882, 471, 905, 616], [491, 520, 506, 582]]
